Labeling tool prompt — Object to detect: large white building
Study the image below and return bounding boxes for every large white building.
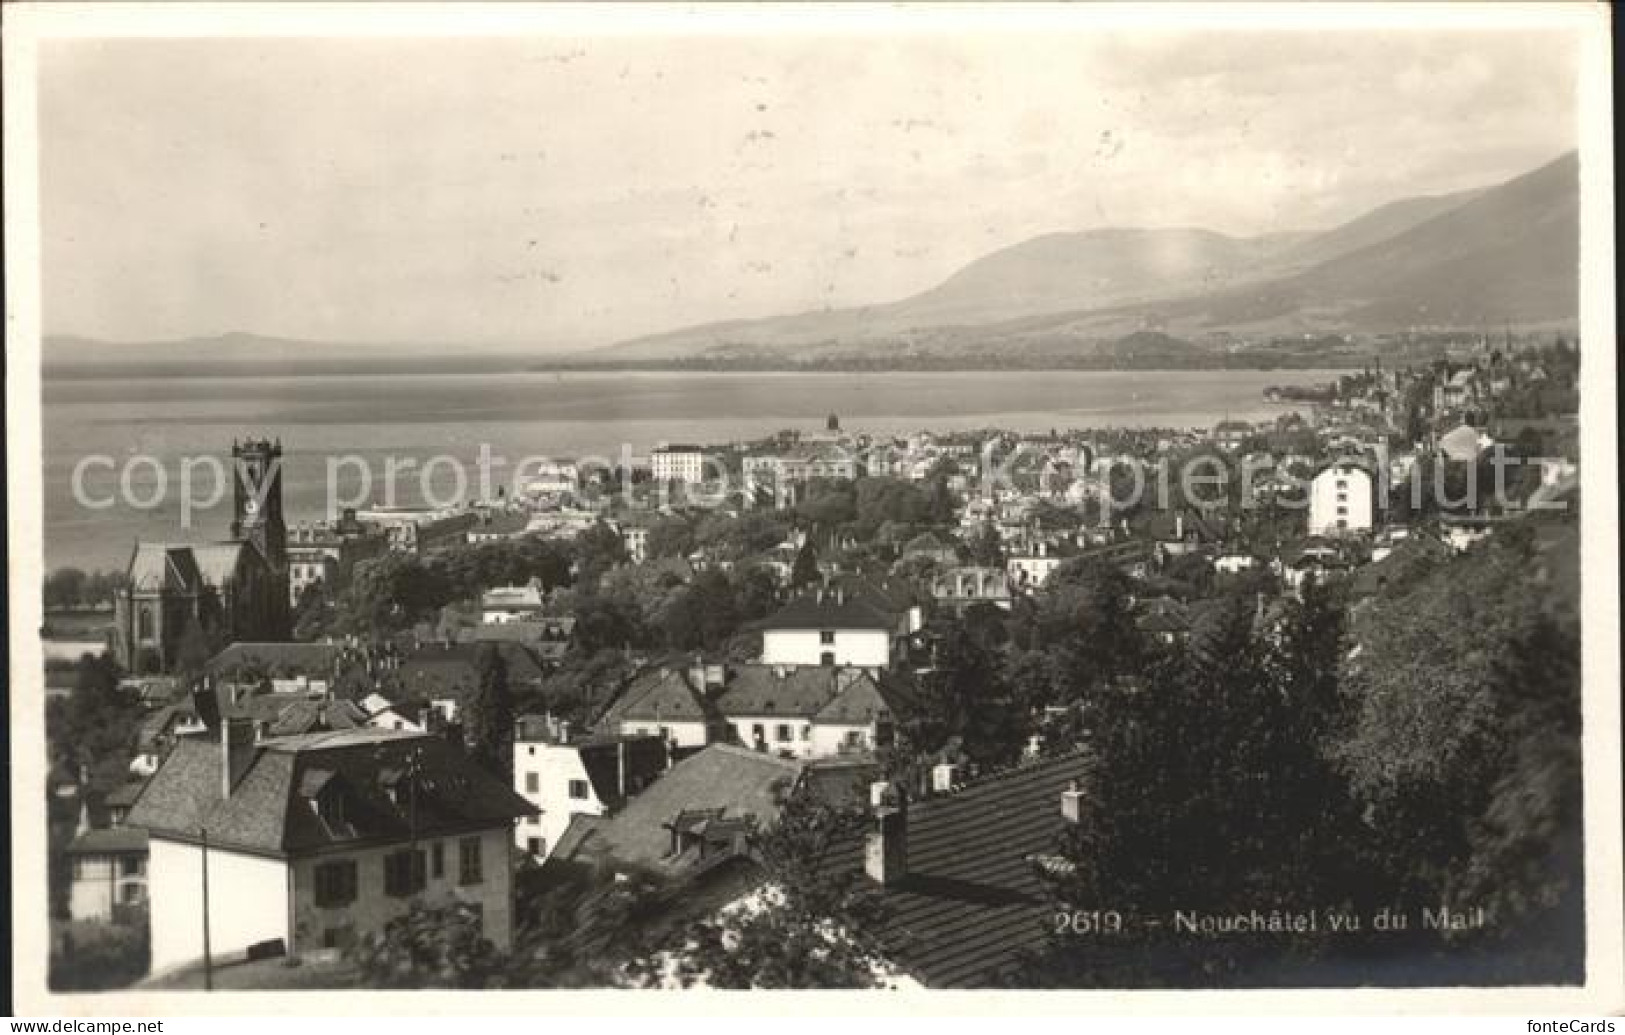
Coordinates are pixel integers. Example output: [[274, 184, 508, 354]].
[[650, 445, 709, 484], [127, 725, 534, 974], [1308, 461, 1376, 537]]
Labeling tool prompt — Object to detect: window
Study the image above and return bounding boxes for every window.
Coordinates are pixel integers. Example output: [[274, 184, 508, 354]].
[[120, 856, 143, 877], [315, 859, 359, 908], [801, 725, 811, 741], [820, 651, 835, 667], [567, 779, 590, 800], [458, 836, 483, 886], [526, 837, 545, 857], [137, 607, 154, 640], [819, 630, 835, 645], [524, 773, 540, 794], [383, 850, 426, 898], [430, 841, 445, 879], [775, 724, 793, 743], [120, 884, 144, 905], [844, 730, 864, 748], [750, 723, 765, 743]]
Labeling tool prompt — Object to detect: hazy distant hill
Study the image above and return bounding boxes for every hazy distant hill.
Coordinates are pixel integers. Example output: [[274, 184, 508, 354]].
[[587, 151, 1577, 364], [42, 331, 527, 377]]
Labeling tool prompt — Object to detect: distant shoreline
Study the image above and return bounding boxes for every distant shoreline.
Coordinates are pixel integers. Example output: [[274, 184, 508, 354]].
[[42, 357, 1370, 381]]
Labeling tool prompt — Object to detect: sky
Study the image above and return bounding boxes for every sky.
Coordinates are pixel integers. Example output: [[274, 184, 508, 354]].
[[38, 23, 1580, 351]]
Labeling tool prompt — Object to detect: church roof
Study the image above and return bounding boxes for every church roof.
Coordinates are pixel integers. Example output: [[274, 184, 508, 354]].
[[128, 544, 201, 593], [192, 542, 250, 586]]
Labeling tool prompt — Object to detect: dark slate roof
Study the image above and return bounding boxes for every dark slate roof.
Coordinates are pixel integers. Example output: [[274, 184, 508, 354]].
[[65, 827, 149, 856], [561, 744, 804, 875], [126, 729, 535, 857], [104, 780, 149, 809], [827, 752, 1094, 988]]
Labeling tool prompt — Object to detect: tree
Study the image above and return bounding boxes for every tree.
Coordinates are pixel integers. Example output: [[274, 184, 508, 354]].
[[656, 781, 888, 988], [644, 517, 696, 560], [789, 539, 820, 590], [465, 645, 515, 779], [43, 567, 87, 611], [351, 901, 507, 989], [574, 521, 629, 584]]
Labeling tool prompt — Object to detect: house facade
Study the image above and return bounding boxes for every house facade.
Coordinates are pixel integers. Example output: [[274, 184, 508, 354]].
[[1309, 462, 1376, 537], [127, 725, 534, 973], [512, 719, 667, 861]]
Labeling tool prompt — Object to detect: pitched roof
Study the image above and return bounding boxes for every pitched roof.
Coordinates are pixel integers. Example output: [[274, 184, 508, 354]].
[[560, 744, 803, 875], [812, 671, 901, 726], [126, 729, 535, 856], [598, 667, 717, 726], [208, 642, 346, 678], [395, 642, 548, 702], [127, 544, 200, 593], [828, 752, 1093, 987], [267, 697, 371, 737]]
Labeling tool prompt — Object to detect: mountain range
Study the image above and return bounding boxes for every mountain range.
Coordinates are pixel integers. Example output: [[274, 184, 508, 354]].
[[586, 150, 1578, 365], [43, 151, 1578, 374]]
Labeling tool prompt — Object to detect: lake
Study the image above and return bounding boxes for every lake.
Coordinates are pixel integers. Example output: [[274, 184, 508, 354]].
[[39, 368, 1336, 571]]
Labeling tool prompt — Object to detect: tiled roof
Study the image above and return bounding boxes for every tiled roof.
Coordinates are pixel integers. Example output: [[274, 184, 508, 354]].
[[828, 752, 1094, 987], [599, 668, 718, 726], [561, 744, 803, 875], [395, 642, 548, 702], [813, 671, 902, 725], [208, 642, 346, 677], [126, 729, 535, 856], [267, 697, 371, 737], [715, 665, 845, 719]]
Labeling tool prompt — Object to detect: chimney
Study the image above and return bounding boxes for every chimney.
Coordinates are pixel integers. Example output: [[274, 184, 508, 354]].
[[558, 719, 572, 744], [221, 717, 257, 798], [1176, 511, 1185, 541], [931, 761, 962, 794], [864, 781, 908, 886], [614, 739, 628, 802], [1060, 779, 1085, 825]]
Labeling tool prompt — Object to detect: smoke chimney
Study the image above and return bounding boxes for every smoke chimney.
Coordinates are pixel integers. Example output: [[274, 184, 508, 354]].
[[1060, 779, 1085, 825], [864, 781, 908, 886], [931, 761, 962, 794], [221, 717, 257, 798]]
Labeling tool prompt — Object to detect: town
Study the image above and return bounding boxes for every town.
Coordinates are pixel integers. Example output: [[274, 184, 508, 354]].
[[40, 336, 1582, 991]]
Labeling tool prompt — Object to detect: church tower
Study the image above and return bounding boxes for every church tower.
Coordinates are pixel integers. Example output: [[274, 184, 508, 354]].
[[231, 437, 287, 571]]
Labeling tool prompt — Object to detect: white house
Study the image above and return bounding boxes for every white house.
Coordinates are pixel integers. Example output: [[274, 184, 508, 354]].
[[758, 585, 898, 669], [597, 664, 729, 751], [65, 782, 149, 923], [714, 665, 900, 760], [511, 719, 667, 862], [1308, 462, 1376, 537], [127, 724, 534, 974]]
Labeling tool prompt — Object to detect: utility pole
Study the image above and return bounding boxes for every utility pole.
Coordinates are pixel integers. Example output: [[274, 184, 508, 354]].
[[200, 825, 213, 992]]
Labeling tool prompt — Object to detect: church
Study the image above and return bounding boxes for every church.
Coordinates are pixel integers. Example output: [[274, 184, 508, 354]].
[[113, 438, 292, 673]]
